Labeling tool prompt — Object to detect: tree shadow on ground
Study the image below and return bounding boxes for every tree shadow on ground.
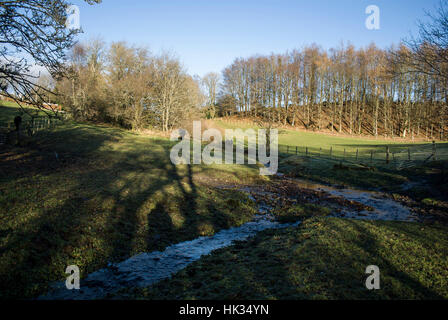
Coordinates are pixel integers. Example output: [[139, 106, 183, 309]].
[[138, 218, 447, 300], [0, 124, 258, 299]]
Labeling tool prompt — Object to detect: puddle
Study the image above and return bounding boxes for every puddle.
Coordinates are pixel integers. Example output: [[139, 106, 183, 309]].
[[39, 214, 299, 300]]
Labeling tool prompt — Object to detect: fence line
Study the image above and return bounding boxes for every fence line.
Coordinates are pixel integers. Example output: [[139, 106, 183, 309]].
[[0, 115, 66, 145], [8, 115, 66, 135], [279, 141, 446, 170]]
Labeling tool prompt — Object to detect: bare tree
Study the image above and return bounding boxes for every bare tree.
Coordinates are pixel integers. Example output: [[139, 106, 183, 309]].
[[405, 0, 448, 81], [150, 53, 202, 131], [220, 40, 447, 139], [202, 72, 220, 106], [0, 0, 100, 115]]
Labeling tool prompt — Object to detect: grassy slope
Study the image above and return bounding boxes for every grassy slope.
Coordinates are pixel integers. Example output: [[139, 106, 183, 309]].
[[214, 118, 448, 161], [1, 104, 447, 300], [118, 121, 447, 300], [0, 113, 266, 298], [214, 118, 448, 197], [131, 217, 448, 300], [214, 118, 441, 150]]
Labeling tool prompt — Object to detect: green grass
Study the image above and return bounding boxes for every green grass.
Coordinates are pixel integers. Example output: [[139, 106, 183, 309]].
[[214, 119, 448, 195], [274, 203, 332, 223], [0, 111, 266, 298], [129, 217, 448, 300], [214, 118, 446, 153], [279, 154, 409, 189], [278, 154, 448, 202], [214, 118, 448, 161], [1, 104, 447, 300]]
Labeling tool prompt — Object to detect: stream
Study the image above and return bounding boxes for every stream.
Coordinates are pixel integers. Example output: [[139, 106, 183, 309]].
[[39, 176, 415, 300], [285, 177, 417, 221], [39, 215, 300, 300]]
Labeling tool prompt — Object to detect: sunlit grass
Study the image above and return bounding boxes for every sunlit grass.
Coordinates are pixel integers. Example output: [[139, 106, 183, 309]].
[[0, 110, 265, 299], [132, 217, 448, 300], [214, 118, 447, 157], [1, 104, 447, 300]]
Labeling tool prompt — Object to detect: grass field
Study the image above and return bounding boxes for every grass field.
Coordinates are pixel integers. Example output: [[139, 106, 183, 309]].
[[129, 217, 448, 300], [214, 118, 448, 159], [0, 107, 266, 298], [1, 104, 447, 299], [213, 118, 448, 196]]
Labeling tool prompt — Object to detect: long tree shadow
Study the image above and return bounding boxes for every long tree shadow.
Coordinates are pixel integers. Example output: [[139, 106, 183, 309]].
[[143, 217, 447, 300], [1, 126, 181, 298], [1, 122, 261, 299]]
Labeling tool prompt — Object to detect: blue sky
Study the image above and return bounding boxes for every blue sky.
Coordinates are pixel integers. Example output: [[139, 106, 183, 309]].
[[74, 0, 440, 77]]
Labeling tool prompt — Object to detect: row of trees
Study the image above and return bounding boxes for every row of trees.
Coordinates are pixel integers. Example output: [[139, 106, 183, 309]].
[[52, 36, 447, 139], [218, 42, 447, 139], [215, 2, 448, 139], [3, 1, 446, 140], [53, 41, 203, 131]]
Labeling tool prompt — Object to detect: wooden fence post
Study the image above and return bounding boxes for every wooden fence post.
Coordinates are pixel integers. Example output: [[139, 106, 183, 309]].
[[433, 141, 437, 161], [386, 146, 390, 164], [356, 149, 359, 161], [295, 146, 298, 155]]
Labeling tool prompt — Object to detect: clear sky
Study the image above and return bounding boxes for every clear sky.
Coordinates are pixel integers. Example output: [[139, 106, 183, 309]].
[[74, 0, 440, 77]]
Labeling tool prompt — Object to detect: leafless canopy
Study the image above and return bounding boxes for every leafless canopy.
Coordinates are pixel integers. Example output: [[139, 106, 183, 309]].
[[0, 0, 100, 114], [403, 0, 448, 80]]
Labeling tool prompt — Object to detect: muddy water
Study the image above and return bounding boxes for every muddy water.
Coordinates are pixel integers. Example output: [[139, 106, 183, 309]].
[[284, 177, 417, 221], [39, 214, 299, 300]]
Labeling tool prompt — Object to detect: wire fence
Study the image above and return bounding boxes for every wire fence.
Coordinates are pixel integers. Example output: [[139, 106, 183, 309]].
[[279, 142, 448, 170], [0, 114, 67, 145]]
